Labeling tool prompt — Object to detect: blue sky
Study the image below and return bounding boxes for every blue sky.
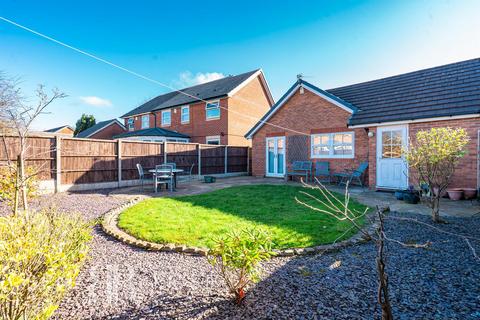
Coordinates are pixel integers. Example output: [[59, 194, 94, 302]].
[[1, 0, 479, 130]]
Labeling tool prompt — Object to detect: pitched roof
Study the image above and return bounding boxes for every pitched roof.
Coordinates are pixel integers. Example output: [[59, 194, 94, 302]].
[[76, 119, 125, 138], [121, 69, 271, 118], [44, 125, 74, 133], [327, 58, 480, 126], [113, 127, 189, 139], [245, 79, 356, 138]]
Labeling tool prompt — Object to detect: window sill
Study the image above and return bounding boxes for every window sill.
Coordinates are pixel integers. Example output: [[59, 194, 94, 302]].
[[161, 124, 171, 127], [206, 117, 220, 121], [311, 155, 355, 159]]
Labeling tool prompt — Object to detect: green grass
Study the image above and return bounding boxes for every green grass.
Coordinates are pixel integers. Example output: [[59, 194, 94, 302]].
[[118, 184, 368, 249]]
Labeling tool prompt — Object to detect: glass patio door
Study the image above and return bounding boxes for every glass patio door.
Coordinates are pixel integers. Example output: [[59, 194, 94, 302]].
[[266, 136, 285, 177]]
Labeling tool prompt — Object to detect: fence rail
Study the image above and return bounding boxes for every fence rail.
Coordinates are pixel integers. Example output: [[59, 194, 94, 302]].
[[0, 135, 250, 192]]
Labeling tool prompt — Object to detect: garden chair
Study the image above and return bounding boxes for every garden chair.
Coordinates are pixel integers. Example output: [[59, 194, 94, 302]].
[[154, 164, 174, 192], [314, 161, 331, 184], [164, 162, 176, 169], [178, 163, 196, 182], [136, 163, 153, 190], [333, 162, 369, 187], [286, 161, 312, 182]]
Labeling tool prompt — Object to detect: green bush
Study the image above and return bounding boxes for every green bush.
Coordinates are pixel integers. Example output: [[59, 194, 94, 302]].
[[0, 209, 92, 320], [207, 228, 275, 304]]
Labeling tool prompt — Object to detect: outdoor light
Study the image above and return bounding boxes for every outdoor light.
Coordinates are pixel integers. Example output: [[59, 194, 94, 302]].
[[368, 131, 375, 138]]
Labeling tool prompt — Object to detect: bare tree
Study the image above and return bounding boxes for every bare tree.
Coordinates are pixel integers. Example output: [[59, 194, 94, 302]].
[[296, 180, 429, 320], [0, 73, 66, 213]]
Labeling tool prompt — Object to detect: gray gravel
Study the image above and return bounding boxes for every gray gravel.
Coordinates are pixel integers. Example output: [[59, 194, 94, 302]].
[[14, 191, 479, 319]]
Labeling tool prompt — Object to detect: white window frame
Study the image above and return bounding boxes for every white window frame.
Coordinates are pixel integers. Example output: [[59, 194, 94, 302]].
[[311, 131, 355, 159], [141, 115, 150, 129], [206, 135, 221, 145], [205, 100, 220, 120], [161, 109, 171, 127], [181, 105, 190, 124], [127, 118, 134, 131]]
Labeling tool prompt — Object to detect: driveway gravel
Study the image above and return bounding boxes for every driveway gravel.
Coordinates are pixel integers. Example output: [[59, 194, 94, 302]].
[[18, 191, 479, 320]]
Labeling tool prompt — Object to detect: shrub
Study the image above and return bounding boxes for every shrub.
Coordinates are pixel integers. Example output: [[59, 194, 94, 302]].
[[0, 209, 92, 320], [207, 228, 275, 304], [404, 127, 469, 222], [0, 165, 38, 208]]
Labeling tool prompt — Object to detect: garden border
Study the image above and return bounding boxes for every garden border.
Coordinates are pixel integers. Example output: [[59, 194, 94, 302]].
[[101, 197, 385, 257]]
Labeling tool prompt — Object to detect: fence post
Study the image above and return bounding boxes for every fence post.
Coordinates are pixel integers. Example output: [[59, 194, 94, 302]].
[[117, 139, 122, 187], [55, 136, 61, 193], [198, 144, 202, 178], [224, 145, 228, 174], [164, 141, 168, 164]]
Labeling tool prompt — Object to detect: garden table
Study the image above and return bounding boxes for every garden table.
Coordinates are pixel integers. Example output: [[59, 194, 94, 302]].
[[149, 168, 184, 191]]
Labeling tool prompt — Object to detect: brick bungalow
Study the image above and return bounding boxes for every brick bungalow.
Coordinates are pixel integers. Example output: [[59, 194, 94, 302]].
[[44, 125, 74, 136], [246, 58, 480, 190], [120, 69, 274, 146], [75, 119, 126, 140]]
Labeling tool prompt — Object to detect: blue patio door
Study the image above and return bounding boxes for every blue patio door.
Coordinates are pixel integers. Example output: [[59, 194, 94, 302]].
[[266, 136, 285, 177]]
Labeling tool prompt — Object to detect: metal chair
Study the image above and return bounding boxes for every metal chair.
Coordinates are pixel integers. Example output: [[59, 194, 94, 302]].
[[334, 162, 369, 187], [315, 161, 331, 184], [155, 164, 174, 192], [136, 163, 152, 190], [164, 162, 176, 169]]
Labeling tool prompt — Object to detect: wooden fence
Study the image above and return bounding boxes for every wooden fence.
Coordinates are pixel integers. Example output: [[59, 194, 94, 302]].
[[0, 136, 250, 192]]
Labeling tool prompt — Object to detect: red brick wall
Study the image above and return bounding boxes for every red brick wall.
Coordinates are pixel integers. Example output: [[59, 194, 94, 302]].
[[365, 118, 479, 189], [89, 122, 126, 140], [228, 75, 272, 146], [251, 87, 369, 179]]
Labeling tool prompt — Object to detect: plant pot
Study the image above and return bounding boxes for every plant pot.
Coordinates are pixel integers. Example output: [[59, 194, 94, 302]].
[[394, 190, 405, 200], [447, 188, 463, 201], [403, 192, 420, 204], [204, 176, 216, 183], [463, 188, 477, 200]]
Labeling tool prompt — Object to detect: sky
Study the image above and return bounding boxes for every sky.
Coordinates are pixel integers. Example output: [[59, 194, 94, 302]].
[[1, 0, 480, 130]]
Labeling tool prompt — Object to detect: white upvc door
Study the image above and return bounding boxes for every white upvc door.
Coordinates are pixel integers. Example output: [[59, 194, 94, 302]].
[[265, 136, 285, 177], [376, 125, 409, 189]]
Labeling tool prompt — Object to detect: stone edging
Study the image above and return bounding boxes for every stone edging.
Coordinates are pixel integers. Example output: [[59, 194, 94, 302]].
[[101, 197, 385, 257]]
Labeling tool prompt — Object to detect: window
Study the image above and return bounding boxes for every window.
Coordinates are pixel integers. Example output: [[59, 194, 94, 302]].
[[311, 132, 354, 158], [141, 115, 150, 129], [127, 118, 134, 131], [381, 130, 403, 158], [181, 106, 190, 123], [161, 109, 171, 126], [206, 100, 220, 120], [206, 135, 221, 145]]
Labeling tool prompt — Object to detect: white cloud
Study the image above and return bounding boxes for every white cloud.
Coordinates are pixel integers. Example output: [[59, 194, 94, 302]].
[[79, 96, 112, 107], [176, 71, 225, 87]]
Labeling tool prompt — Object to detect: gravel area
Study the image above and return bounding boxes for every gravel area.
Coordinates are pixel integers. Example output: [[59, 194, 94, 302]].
[[6, 191, 479, 319]]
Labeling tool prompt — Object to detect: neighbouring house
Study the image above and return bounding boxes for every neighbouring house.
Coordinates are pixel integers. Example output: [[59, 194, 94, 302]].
[[246, 58, 480, 190], [120, 69, 274, 146], [75, 119, 126, 140], [44, 125, 74, 136]]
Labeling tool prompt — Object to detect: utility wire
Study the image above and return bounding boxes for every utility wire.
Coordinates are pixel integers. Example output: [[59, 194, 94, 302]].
[[0, 16, 310, 137]]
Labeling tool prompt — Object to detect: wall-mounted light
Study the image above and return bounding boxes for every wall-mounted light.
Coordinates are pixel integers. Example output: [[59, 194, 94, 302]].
[[368, 131, 374, 138]]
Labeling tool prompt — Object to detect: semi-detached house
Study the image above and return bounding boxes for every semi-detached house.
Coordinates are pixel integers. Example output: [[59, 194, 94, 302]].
[[117, 69, 274, 146]]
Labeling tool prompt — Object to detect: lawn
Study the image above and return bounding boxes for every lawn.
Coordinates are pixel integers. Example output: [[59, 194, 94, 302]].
[[118, 184, 368, 249]]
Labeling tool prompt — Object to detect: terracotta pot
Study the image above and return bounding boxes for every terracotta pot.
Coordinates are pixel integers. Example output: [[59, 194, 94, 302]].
[[447, 188, 463, 201], [463, 188, 477, 200]]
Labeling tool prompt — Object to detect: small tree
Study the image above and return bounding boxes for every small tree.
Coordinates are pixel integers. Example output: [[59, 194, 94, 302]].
[[0, 209, 92, 320], [0, 74, 66, 214], [404, 127, 469, 223], [208, 228, 275, 304], [74, 114, 96, 135]]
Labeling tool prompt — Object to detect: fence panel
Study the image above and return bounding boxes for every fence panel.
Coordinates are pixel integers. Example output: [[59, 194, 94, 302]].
[[121, 141, 164, 180], [61, 138, 117, 184], [166, 143, 199, 175], [227, 146, 248, 173], [0, 136, 55, 180], [200, 145, 225, 175]]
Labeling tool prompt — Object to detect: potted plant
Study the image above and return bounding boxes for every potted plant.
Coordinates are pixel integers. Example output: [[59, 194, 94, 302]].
[[394, 190, 406, 200], [447, 188, 463, 201], [462, 188, 477, 200], [403, 185, 420, 204]]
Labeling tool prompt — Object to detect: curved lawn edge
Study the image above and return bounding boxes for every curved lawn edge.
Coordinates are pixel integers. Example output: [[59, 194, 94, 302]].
[[102, 197, 384, 257]]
